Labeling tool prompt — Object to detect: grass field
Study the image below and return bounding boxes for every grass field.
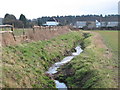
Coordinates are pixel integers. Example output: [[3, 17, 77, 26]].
[[94, 30, 118, 87], [95, 31, 118, 57]]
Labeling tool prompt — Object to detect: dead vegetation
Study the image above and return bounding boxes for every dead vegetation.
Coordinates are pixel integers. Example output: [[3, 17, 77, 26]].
[[1, 26, 70, 46], [26, 26, 69, 41]]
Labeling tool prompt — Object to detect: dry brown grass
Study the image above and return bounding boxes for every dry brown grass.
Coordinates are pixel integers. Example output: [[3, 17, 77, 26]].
[[1, 26, 70, 46], [26, 27, 69, 41]]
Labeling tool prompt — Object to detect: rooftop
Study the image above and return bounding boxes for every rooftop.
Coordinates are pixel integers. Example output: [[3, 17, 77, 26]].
[[47, 18, 58, 22]]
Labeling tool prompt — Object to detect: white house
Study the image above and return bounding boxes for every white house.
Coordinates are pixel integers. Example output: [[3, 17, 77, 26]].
[[43, 18, 59, 26], [95, 20, 101, 28]]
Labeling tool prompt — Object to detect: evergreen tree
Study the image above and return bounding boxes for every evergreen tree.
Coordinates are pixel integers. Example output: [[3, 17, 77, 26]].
[[3, 13, 16, 25], [19, 14, 27, 28], [4, 13, 9, 18]]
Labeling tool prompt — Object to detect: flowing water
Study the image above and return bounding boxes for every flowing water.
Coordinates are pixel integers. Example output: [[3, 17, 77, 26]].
[[46, 46, 83, 89]]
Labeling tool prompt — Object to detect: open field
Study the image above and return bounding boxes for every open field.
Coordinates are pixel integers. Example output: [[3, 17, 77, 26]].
[[95, 31, 119, 57]]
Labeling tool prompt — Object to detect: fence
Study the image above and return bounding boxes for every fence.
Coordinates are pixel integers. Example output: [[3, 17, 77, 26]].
[[1, 26, 70, 46]]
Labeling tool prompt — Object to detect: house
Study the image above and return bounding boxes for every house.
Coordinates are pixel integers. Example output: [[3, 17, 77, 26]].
[[106, 22, 118, 27], [73, 21, 86, 28], [100, 18, 118, 28], [73, 20, 99, 29], [100, 22, 107, 27], [95, 20, 101, 28], [100, 16, 118, 27], [73, 18, 118, 29], [0, 18, 3, 25], [43, 18, 59, 26], [87, 21, 96, 29]]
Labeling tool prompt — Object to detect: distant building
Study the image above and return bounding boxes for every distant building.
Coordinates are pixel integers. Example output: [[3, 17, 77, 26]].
[[43, 18, 59, 26], [87, 21, 96, 29], [100, 22, 107, 27], [0, 18, 3, 25], [100, 18, 118, 28], [95, 20, 101, 28], [73, 21, 86, 28], [73, 20, 100, 29], [106, 22, 118, 27], [73, 19, 118, 29]]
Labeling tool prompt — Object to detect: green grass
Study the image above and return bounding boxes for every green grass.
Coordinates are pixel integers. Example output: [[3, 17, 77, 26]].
[[56, 31, 118, 88], [95, 31, 118, 57], [2, 31, 84, 88], [95, 31, 119, 72]]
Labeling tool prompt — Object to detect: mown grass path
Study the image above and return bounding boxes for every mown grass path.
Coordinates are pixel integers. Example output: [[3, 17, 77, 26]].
[[94, 30, 119, 87], [95, 31, 118, 57]]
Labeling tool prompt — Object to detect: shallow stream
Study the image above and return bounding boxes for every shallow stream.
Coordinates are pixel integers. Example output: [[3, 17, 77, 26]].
[[46, 46, 83, 89]]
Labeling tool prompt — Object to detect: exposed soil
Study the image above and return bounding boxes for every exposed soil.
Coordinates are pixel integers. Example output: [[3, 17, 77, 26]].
[[1, 32, 27, 46], [1, 32, 16, 46]]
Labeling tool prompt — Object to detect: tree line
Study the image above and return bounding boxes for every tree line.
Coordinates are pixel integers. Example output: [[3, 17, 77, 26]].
[[38, 15, 118, 26], [3, 13, 119, 28], [3, 13, 37, 28]]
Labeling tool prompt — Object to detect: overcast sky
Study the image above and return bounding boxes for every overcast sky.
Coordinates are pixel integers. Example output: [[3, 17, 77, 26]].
[[0, 0, 119, 19]]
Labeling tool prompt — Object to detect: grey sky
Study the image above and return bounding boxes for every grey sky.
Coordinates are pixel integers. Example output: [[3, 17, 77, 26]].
[[0, 0, 119, 19]]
